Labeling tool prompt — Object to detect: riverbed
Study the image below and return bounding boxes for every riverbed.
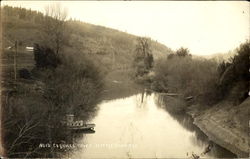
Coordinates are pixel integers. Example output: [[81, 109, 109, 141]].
[[70, 93, 236, 158]]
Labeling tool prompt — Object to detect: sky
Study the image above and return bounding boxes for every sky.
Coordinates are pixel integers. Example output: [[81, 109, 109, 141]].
[[2, 1, 249, 55]]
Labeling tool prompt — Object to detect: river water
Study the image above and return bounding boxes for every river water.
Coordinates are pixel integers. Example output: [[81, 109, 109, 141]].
[[70, 93, 236, 158]]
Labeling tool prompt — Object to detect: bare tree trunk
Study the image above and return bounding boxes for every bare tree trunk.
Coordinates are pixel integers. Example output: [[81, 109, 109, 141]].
[[14, 41, 17, 81], [43, 3, 68, 55]]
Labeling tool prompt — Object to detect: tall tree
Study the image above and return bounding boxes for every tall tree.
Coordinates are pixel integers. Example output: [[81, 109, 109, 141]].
[[41, 3, 68, 55], [133, 37, 154, 77], [176, 47, 191, 57]]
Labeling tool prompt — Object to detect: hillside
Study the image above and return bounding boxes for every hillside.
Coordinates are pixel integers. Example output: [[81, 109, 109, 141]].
[[2, 6, 173, 73], [1, 5, 175, 101]]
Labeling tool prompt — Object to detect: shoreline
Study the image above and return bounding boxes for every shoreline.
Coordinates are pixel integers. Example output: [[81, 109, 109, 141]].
[[187, 98, 249, 157], [193, 117, 248, 157], [100, 75, 249, 158]]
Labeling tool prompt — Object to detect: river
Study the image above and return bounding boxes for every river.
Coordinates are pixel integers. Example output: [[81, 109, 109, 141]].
[[70, 93, 236, 158]]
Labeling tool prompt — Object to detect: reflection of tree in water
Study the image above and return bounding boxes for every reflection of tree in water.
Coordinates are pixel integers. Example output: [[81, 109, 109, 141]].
[[154, 94, 237, 158], [135, 89, 151, 109]]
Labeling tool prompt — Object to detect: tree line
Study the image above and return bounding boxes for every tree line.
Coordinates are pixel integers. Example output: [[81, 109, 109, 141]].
[[132, 35, 249, 106]]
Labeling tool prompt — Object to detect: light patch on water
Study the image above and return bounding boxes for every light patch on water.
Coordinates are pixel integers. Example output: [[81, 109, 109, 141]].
[[70, 93, 234, 158]]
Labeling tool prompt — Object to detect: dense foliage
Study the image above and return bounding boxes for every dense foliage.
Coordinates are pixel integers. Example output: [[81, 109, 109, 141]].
[[3, 5, 44, 23], [217, 41, 250, 104], [153, 41, 250, 106], [153, 55, 218, 104], [2, 5, 103, 158], [34, 43, 61, 69]]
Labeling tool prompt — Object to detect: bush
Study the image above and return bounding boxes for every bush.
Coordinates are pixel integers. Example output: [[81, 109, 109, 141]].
[[18, 68, 31, 79], [33, 43, 61, 69], [153, 41, 250, 106], [153, 41, 249, 106], [228, 81, 249, 105], [232, 41, 250, 81], [218, 41, 250, 103], [153, 55, 219, 104], [43, 54, 103, 120], [176, 47, 191, 57], [2, 85, 53, 158]]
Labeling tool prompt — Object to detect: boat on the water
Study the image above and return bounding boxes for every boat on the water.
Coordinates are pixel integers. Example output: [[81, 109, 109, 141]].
[[65, 114, 96, 131]]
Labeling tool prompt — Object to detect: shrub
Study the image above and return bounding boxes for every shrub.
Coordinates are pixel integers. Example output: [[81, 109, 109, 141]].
[[18, 68, 31, 79], [153, 55, 218, 104], [231, 41, 250, 82], [176, 47, 191, 57], [154, 41, 250, 106], [33, 43, 61, 69], [218, 41, 250, 103], [43, 54, 103, 120]]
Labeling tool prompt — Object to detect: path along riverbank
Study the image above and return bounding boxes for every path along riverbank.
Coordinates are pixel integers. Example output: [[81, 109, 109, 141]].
[[187, 98, 249, 157]]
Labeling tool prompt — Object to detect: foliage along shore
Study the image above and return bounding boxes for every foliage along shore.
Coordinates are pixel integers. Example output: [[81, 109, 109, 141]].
[[2, 5, 103, 157], [145, 42, 249, 157], [130, 24, 249, 157]]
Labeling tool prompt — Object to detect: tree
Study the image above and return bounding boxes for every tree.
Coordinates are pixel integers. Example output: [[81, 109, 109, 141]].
[[133, 37, 154, 77], [176, 47, 191, 57], [231, 41, 250, 82], [33, 43, 61, 69], [217, 41, 250, 103], [41, 3, 68, 55]]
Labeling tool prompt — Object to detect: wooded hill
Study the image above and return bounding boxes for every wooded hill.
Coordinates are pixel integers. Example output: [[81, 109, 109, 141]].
[[2, 5, 173, 72]]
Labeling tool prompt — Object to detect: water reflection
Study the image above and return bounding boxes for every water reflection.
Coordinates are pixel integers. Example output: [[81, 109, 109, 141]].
[[70, 93, 236, 158], [155, 94, 236, 158]]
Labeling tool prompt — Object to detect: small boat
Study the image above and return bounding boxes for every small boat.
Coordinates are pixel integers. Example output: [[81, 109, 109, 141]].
[[68, 124, 96, 131], [65, 114, 96, 132]]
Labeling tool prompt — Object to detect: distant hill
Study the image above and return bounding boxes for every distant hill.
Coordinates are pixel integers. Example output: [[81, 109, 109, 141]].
[[203, 51, 237, 63], [2, 5, 173, 71], [193, 50, 237, 64]]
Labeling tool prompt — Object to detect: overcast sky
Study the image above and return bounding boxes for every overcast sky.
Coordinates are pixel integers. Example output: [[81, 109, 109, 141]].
[[2, 1, 249, 55]]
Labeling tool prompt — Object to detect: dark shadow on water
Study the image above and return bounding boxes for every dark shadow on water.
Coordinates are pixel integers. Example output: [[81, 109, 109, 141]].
[[154, 94, 237, 158], [72, 129, 96, 134]]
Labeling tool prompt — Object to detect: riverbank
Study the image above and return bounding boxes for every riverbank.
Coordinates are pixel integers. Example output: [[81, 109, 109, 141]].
[[1, 48, 104, 157], [187, 98, 249, 157]]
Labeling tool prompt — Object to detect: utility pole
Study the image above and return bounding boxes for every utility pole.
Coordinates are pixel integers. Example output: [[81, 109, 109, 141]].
[[14, 40, 17, 81]]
